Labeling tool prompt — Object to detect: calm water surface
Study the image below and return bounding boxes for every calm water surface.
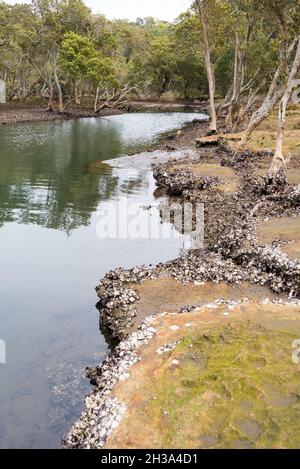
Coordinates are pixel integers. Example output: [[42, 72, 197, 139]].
[[0, 112, 206, 448]]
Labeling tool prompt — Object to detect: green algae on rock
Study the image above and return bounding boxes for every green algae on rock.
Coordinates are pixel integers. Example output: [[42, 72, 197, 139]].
[[146, 322, 300, 449]]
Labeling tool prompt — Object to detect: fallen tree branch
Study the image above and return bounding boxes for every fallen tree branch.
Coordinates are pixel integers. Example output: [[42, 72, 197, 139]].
[[94, 83, 141, 114]]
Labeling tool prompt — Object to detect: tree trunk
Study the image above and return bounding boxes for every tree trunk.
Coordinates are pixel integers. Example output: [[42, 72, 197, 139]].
[[239, 91, 282, 147], [219, 30, 248, 130], [217, 85, 232, 118], [195, 0, 217, 133], [269, 35, 300, 176], [94, 87, 100, 113], [53, 53, 63, 113], [47, 84, 54, 112], [240, 37, 298, 148], [233, 79, 267, 132], [75, 82, 82, 105], [226, 33, 244, 130]]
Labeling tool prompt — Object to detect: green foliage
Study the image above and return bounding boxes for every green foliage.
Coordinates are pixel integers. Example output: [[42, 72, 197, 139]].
[[137, 35, 177, 96], [60, 31, 116, 89], [0, 0, 298, 103]]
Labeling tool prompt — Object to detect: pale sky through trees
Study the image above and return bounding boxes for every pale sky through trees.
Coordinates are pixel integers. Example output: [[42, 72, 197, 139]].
[[4, 0, 192, 21]]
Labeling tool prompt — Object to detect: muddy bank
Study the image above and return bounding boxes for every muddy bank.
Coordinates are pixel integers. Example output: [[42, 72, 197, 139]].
[[128, 100, 208, 114], [0, 100, 208, 125], [96, 137, 300, 341], [0, 103, 125, 124], [64, 118, 300, 449]]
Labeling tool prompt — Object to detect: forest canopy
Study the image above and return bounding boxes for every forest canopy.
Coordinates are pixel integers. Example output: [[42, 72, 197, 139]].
[[0, 0, 299, 168], [0, 0, 276, 105], [3, 0, 294, 105], [0, 0, 210, 104]]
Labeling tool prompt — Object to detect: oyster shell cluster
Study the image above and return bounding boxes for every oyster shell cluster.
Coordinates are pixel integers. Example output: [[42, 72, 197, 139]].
[[65, 132, 300, 449]]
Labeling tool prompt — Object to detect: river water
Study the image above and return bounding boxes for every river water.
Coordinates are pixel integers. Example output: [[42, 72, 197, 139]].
[[0, 112, 207, 448]]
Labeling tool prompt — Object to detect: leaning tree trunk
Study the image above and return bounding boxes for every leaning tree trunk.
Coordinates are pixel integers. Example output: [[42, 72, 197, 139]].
[[196, 0, 217, 134], [240, 37, 298, 148], [226, 33, 245, 131], [239, 89, 283, 147], [269, 35, 300, 177], [232, 78, 267, 132], [47, 84, 54, 112], [94, 87, 100, 113], [219, 27, 250, 131]]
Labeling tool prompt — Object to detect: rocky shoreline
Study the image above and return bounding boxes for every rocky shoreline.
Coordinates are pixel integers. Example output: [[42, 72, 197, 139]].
[[63, 315, 157, 449], [64, 119, 300, 449]]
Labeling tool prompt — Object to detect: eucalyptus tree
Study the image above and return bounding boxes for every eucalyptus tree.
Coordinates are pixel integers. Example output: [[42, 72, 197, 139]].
[[172, 12, 207, 98], [218, 0, 277, 131], [194, 0, 218, 133], [127, 20, 177, 97], [143, 34, 177, 97], [193, 0, 233, 133], [0, 2, 11, 82], [60, 31, 116, 110], [0, 2, 37, 99], [237, 0, 299, 142], [28, 0, 91, 111], [269, 35, 300, 176], [0, 1, 8, 49]]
